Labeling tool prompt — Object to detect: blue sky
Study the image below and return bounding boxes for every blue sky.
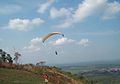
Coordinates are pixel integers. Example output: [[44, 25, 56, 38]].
[[0, 0, 120, 64]]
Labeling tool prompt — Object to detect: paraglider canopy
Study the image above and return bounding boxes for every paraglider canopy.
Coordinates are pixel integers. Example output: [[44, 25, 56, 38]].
[[42, 32, 64, 55], [42, 32, 64, 43]]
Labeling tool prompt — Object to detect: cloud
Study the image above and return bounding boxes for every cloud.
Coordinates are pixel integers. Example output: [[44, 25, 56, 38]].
[[49, 37, 90, 47], [50, 7, 72, 19], [53, 0, 120, 28], [54, 0, 107, 28], [78, 39, 89, 47], [37, 0, 55, 14], [9, 18, 44, 31], [102, 1, 120, 20], [49, 37, 75, 46], [0, 4, 22, 14], [24, 37, 90, 53], [24, 37, 74, 53], [24, 45, 41, 53], [30, 37, 42, 45], [73, 0, 106, 22], [23, 37, 42, 53]]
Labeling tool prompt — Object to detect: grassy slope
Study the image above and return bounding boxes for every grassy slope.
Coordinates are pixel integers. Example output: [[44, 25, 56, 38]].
[[0, 68, 84, 84], [0, 63, 85, 84], [0, 68, 52, 84]]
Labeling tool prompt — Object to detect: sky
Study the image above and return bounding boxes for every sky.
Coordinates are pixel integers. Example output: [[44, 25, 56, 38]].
[[0, 0, 120, 64]]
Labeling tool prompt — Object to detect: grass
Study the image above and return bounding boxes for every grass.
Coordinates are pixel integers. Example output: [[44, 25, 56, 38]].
[[0, 68, 51, 84], [0, 63, 85, 84], [86, 75, 120, 84]]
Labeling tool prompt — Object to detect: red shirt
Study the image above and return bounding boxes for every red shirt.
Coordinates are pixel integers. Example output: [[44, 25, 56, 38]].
[[43, 74, 48, 80]]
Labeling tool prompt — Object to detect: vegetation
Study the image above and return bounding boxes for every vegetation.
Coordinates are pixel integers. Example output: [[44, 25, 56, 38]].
[[1, 48, 120, 84], [0, 62, 85, 84], [0, 49, 13, 64], [62, 64, 120, 84], [0, 68, 44, 84], [84, 75, 120, 84]]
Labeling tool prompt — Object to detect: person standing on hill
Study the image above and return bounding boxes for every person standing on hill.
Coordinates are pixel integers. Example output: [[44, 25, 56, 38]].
[[43, 74, 49, 84]]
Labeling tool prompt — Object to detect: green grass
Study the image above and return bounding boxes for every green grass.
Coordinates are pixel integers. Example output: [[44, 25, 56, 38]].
[[86, 75, 120, 84], [0, 68, 51, 84]]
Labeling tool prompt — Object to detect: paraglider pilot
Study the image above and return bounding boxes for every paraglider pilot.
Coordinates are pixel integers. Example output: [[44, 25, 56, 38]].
[[55, 51, 58, 55]]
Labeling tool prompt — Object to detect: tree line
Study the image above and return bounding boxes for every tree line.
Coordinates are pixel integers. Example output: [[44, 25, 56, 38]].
[[0, 49, 13, 64]]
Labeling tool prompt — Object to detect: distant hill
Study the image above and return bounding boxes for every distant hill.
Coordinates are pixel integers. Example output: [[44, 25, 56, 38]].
[[59, 59, 120, 69], [60, 60, 120, 84], [0, 62, 84, 84]]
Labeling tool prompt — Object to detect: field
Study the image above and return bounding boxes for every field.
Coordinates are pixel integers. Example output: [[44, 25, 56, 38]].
[[86, 75, 120, 84], [61, 62, 120, 84]]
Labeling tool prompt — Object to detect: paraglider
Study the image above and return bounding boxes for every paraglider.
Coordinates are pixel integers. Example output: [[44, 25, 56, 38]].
[[42, 32, 64, 43], [42, 32, 64, 55], [55, 51, 58, 55]]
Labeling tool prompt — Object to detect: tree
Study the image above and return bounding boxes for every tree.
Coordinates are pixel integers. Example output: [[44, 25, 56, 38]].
[[1, 51, 6, 62], [0, 49, 7, 62], [0, 49, 2, 54], [36, 61, 46, 66], [14, 52, 21, 64], [0, 49, 3, 63], [0, 49, 13, 64], [6, 54, 13, 64]]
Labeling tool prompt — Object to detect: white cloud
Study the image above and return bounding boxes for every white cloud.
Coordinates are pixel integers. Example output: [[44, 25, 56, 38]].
[[9, 18, 44, 31], [37, 0, 55, 14], [50, 7, 72, 19], [49, 37, 91, 47], [54, 0, 107, 28], [73, 0, 106, 21], [54, 0, 120, 28], [0, 4, 22, 14], [24, 45, 41, 53], [30, 37, 42, 45], [49, 37, 75, 46], [24, 37, 90, 53], [78, 39, 89, 47], [102, 1, 120, 20], [24, 37, 42, 53]]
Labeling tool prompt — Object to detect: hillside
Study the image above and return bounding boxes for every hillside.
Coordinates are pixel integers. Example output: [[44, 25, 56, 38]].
[[0, 68, 44, 84], [0, 63, 84, 84]]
